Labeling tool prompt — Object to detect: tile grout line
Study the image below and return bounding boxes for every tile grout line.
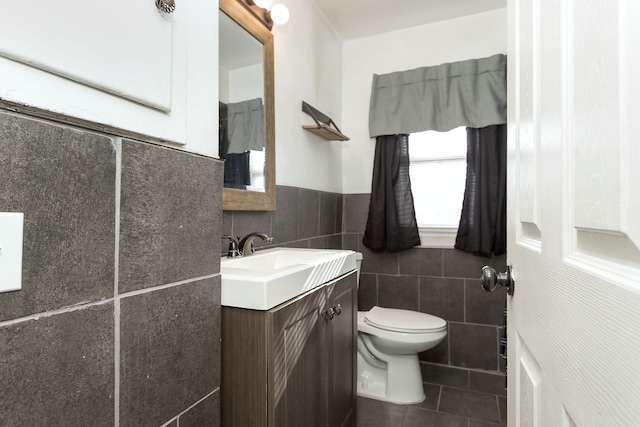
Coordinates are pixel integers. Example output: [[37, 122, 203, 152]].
[[0, 271, 221, 329], [318, 192, 324, 237], [159, 388, 219, 427], [463, 278, 467, 323], [417, 276, 421, 311], [296, 188, 301, 240], [0, 298, 113, 328], [399, 406, 409, 427], [113, 137, 122, 427]]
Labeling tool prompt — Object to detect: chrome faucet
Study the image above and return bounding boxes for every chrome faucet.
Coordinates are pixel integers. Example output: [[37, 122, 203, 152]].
[[221, 235, 241, 258], [238, 232, 273, 256]]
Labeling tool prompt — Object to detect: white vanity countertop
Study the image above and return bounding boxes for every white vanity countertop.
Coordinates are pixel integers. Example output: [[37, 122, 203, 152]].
[[221, 248, 357, 310]]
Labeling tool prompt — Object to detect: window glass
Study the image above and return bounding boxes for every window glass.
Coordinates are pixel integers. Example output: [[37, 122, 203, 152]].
[[409, 127, 467, 228], [246, 149, 265, 192]]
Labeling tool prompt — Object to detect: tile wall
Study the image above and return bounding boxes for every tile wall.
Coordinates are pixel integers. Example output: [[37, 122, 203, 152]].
[[221, 185, 344, 254], [0, 111, 223, 426]]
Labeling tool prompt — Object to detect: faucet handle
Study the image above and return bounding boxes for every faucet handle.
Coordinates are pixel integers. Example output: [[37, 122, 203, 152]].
[[222, 235, 241, 258]]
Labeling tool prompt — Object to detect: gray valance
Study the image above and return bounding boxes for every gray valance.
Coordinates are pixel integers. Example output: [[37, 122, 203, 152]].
[[369, 54, 507, 137], [227, 98, 265, 154]]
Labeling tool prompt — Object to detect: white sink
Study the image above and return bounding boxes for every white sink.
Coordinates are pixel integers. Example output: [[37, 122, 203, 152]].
[[221, 247, 357, 310]]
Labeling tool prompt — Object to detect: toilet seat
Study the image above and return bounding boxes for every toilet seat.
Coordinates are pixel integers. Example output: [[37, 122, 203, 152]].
[[364, 306, 446, 333]]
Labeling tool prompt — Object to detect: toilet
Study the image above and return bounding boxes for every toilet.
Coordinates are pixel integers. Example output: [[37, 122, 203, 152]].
[[355, 253, 447, 404]]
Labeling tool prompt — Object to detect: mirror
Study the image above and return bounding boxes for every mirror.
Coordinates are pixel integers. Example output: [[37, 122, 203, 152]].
[[219, 0, 276, 210]]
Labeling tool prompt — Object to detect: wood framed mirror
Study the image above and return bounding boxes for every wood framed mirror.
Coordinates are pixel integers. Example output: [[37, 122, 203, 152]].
[[219, 0, 276, 210]]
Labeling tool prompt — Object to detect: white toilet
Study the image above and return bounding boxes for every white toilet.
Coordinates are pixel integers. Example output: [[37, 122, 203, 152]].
[[355, 253, 447, 404]]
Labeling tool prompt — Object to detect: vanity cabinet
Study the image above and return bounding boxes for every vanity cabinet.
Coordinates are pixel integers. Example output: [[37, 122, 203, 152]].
[[222, 271, 357, 427]]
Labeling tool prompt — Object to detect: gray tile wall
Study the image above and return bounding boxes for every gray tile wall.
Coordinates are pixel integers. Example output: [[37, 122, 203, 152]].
[[343, 193, 507, 392], [222, 185, 344, 253], [0, 111, 223, 426]]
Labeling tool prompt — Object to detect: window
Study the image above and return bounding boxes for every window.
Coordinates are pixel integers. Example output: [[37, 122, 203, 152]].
[[245, 149, 265, 192], [409, 127, 467, 247]]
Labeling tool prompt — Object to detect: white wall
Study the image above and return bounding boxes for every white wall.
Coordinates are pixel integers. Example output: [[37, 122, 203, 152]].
[[272, 0, 344, 193], [340, 9, 507, 194], [228, 63, 264, 103]]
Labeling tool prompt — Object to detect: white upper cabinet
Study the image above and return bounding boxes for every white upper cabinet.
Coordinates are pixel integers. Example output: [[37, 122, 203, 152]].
[[0, 0, 218, 157]]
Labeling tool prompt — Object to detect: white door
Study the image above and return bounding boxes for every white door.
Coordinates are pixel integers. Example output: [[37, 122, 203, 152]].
[[507, 0, 640, 425]]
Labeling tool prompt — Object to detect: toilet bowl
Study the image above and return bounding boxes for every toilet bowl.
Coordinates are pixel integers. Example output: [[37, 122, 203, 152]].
[[355, 254, 447, 404]]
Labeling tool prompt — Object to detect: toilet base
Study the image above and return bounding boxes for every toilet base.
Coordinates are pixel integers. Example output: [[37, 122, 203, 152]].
[[356, 351, 426, 404], [357, 380, 426, 405]]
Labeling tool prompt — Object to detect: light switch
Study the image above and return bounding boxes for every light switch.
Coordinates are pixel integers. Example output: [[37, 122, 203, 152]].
[[0, 212, 24, 293]]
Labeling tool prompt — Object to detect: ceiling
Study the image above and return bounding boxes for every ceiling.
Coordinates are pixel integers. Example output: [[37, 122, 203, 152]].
[[312, 0, 506, 40]]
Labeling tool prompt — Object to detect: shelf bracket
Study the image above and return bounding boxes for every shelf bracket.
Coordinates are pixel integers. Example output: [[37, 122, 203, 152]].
[[301, 101, 349, 141]]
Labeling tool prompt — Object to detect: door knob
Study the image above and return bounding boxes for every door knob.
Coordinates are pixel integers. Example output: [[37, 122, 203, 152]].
[[481, 265, 515, 296]]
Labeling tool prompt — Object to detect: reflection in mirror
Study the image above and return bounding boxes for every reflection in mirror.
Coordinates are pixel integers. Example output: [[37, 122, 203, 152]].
[[219, 0, 276, 211], [219, 11, 265, 191]]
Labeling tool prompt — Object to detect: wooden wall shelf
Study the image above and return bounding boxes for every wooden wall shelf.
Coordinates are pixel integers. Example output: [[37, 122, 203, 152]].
[[302, 101, 349, 141]]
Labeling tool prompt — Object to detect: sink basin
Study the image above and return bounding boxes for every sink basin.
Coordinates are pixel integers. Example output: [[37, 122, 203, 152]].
[[221, 247, 357, 310]]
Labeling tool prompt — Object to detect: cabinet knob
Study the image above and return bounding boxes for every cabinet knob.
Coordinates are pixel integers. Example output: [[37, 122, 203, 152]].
[[333, 304, 342, 316], [156, 0, 175, 14], [322, 304, 342, 321]]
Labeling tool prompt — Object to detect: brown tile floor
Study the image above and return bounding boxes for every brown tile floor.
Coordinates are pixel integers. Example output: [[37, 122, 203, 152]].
[[356, 383, 507, 427]]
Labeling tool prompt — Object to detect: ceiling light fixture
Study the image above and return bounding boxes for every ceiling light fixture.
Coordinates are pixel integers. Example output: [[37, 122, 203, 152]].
[[269, 3, 289, 25], [240, 0, 289, 31]]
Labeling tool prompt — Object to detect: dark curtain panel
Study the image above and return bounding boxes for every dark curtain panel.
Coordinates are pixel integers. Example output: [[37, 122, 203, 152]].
[[219, 102, 230, 159], [455, 125, 507, 256], [363, 134, 421, 252], [223, 152, 251, 190]]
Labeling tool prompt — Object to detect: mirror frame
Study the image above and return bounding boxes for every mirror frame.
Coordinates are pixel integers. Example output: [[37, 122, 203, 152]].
[[220, 0, 276, 211]]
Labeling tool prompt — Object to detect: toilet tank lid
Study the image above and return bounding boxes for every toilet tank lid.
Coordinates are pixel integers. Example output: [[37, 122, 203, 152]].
[[364, 306, 446, 332]]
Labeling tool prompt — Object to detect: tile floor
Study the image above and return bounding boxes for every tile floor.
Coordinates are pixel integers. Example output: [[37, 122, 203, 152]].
[[356, 383, 507, 427]]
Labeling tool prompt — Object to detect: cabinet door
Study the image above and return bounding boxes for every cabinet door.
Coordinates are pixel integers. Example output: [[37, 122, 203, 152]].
[[325, 273, 357, 427], [270, 286, 327, 427], [0, 0, 217, 153], [221, 306, 270, 427], [1, 0, 172, 111]]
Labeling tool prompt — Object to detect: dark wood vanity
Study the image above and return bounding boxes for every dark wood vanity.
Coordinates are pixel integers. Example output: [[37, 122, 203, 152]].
[[222, 271, 357, 427]]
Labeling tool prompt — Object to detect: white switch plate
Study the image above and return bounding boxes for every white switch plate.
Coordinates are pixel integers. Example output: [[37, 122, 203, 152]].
[[0, 212, 24, 293]]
